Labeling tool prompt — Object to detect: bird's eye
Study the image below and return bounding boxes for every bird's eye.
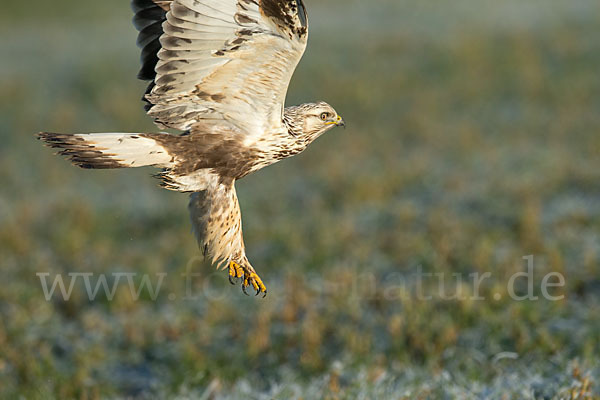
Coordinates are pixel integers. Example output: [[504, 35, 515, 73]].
[[320, 112, 329, 121]]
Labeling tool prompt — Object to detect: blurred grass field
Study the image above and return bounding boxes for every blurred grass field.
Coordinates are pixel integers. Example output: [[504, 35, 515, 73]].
[[1, 0, 600, 398]]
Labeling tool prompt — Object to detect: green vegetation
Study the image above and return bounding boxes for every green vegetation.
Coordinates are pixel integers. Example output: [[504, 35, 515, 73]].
[[0, 0, 599, 398]]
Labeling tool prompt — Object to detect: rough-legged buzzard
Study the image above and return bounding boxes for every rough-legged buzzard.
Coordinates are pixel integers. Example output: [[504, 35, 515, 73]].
[[38, 0, 345, 296]]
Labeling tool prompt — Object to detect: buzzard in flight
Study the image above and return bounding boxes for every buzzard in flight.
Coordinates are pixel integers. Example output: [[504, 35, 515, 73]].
[[38, 0, 344, 296]]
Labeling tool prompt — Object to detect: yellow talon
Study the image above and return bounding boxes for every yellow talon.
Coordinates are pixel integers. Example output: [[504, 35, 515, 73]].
[[228, 262, 267, 296], [242, 271, 267, 297], [228, 261, 244, 281]]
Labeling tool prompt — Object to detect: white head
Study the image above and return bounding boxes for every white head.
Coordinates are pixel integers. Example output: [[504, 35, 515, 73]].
[[283, 101, 345, 142]]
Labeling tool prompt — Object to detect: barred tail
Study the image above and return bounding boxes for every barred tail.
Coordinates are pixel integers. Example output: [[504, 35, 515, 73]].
[[37, 132, 174, 169]]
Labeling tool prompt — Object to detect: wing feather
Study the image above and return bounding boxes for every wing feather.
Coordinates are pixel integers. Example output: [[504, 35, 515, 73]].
[[166, 14, 235, 32], [177, 0, 238, 22], [132, 0, 170, 81], [137, 21, 164, 48], [159, 36, 230, 50], [132, 0, 309, 137], [169, 4, 237, 28], [156, 58, 228, 74]]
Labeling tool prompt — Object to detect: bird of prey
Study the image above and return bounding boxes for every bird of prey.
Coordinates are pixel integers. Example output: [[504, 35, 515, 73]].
[[38, 0, 345, 297]]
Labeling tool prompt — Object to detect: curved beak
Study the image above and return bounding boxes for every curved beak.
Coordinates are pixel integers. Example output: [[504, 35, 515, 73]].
[[335, 115, 346, 128]]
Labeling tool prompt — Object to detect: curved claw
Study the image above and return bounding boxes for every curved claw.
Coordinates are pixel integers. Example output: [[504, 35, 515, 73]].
[[228, 262, 267, 297], [244, 272, 267, 297], [242, 284, 250, 296], [228, 261, 243, 286]]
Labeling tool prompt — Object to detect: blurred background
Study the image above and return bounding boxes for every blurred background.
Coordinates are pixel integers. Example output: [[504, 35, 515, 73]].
[[1, 0, 599, 398]]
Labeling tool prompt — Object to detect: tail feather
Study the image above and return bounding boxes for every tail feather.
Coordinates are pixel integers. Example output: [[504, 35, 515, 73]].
[[37, 132, 174, 169]]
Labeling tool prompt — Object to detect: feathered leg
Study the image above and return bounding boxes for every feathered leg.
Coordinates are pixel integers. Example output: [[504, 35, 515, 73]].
[[188, 178, 267, 296]]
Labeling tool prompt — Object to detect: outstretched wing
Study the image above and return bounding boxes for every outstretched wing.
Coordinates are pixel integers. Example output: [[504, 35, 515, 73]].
[[132, 0, 309, 138]]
